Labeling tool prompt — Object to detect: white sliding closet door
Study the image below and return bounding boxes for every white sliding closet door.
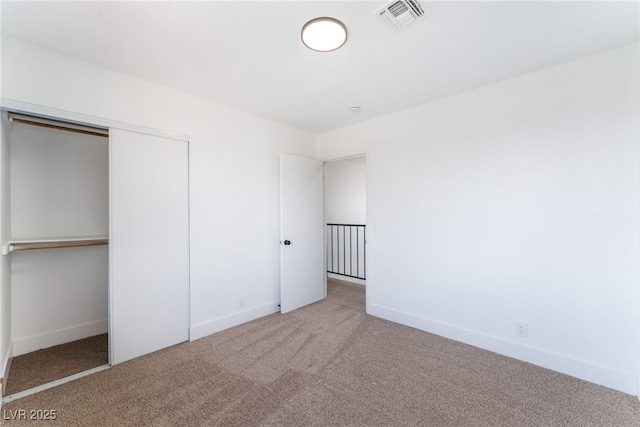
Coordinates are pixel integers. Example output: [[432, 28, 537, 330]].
[[110, 129, 189, 365]]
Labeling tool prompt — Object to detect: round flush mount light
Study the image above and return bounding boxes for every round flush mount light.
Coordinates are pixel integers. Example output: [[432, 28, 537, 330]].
[[301, 17, 347, 52]]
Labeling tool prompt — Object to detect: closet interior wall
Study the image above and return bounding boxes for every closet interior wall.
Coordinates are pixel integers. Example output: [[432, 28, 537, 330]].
[[6, 116, 108, 357]]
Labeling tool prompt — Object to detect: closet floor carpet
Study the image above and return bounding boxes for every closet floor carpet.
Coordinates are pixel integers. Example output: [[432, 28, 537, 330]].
[[4, 333, 108, 396]]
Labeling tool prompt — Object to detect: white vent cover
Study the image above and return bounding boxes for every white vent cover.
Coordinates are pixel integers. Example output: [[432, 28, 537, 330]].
[[373, 0, 431, 33]]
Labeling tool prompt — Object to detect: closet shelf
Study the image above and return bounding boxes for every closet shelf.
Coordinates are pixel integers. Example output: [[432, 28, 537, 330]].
[[3, 236, 109, 255]]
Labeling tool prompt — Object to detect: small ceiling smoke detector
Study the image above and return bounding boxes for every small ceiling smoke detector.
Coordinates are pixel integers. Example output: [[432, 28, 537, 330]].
[[350, 105, 361, 112], [373, 0, 431, 33], [301, 17, 348, 52]]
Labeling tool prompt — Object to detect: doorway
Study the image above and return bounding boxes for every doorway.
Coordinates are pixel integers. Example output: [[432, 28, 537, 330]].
[[324, 155, 367, 288], [279, 153, 367, 314]]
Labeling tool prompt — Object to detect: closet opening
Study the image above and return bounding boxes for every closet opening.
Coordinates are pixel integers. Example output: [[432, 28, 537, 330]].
[[1, 111, 110, 401]]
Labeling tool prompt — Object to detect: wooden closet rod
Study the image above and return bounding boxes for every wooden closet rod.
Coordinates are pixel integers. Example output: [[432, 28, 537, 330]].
[[9, 239, 108, 252], [8, 113, 109, 138], [4, 236, 109, 254]]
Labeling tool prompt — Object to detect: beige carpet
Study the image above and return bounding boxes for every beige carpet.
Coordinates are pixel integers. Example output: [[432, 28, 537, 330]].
[[4, 334, 108, 396], [1, 279, 638, 426]]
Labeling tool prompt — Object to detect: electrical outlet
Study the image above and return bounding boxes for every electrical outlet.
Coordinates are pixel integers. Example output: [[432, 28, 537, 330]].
[[515, 321, 528, 337], [238, 295, 245, 308]]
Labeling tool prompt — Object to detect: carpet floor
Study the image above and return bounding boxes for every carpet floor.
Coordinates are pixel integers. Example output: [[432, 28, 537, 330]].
[[1, 279, 638, 426], [4, 334, 108, 396]]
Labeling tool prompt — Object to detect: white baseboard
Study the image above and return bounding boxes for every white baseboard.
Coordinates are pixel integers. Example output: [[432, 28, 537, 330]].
[[190, 302, 280, 341], [1, 341, 13, 397], [369, 303, 637, 396], [12, 319, 108, 357], [328, 273, 365, 286]]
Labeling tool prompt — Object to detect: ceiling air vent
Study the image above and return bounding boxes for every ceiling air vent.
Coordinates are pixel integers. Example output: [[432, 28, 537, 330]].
[[373, 0, 431, 33]]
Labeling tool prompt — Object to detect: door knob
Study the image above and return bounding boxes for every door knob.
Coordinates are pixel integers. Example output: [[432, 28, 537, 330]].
[[283, 240, 291, 245]]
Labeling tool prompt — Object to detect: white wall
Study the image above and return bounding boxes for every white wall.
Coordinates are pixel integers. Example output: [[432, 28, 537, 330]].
[[8, 122, 108, 355], [316, 43, 640, 395], [0, 36, 316, 353], [9, 123, 109, 239], [11, 247, 108, 356], [325, 157, 366, 225]]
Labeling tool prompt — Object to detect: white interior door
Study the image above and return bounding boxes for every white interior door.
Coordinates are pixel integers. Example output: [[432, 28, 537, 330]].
[[280, 153, 325, 313], [110, 129, 189, 364]]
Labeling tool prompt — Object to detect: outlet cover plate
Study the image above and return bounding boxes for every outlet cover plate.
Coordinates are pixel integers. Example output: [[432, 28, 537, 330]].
[[515, 321, 528, 337]]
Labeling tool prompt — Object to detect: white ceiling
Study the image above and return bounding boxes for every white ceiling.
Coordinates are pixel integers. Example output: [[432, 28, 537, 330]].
[[1, 1, 638, 134]]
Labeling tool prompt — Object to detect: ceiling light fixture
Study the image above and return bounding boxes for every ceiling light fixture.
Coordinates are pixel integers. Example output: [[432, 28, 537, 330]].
[[301, 17, 347, 52]]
